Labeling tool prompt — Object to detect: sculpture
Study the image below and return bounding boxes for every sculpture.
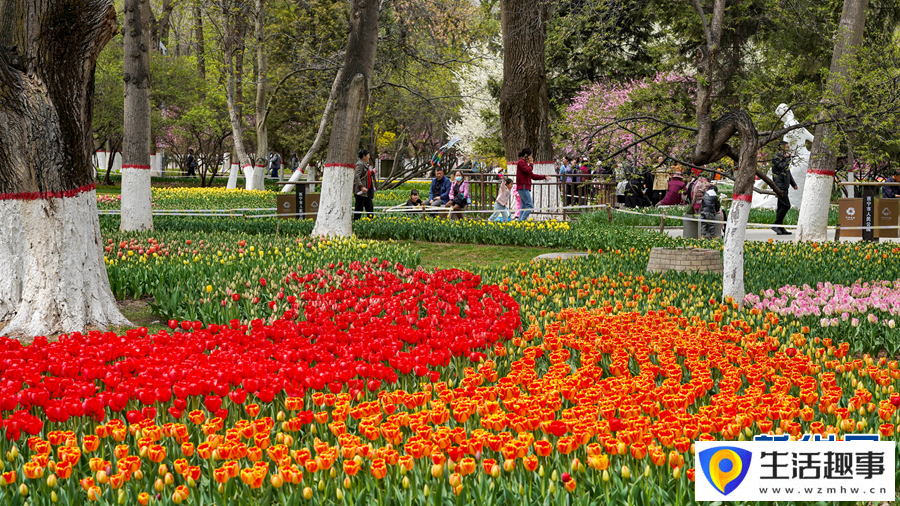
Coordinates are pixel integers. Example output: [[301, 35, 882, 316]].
[[752, 104, 814, 210]]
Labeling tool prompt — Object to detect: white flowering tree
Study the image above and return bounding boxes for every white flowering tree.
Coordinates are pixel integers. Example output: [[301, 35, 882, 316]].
[[447, 43, 503, 158]]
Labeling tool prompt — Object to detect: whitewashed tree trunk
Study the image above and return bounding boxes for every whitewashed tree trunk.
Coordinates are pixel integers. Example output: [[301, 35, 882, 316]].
[[722, 198, 751, 304], [796, 0, 868, 242], [0, 0, 129, 338], [312, 0, 380, 237], [532, 161, 559, 221], [223, 1, 252, 190], [121, 0, 154, 231], [247, 0, 268, 193], [1, 192, 129, 337]]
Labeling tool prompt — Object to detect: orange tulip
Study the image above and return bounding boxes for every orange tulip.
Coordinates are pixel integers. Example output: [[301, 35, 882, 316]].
[[629, 443, 648, 460], [370, 458, 387, 480], [245, 404, 261, 418], [458, 457, 476, 476], [138, 492, 150, 506], [181, 443, 195, 458], [533, 440, 552, 457], [148, 445, 166, 463], [82, 435, 100, 453], [343, 460, 360, 477], [588, 454, 610, 471], [880, 423, 894, 438], [523, 455, 539, 472], [55, 462, 73, 480], [214, 467, 229, 484]]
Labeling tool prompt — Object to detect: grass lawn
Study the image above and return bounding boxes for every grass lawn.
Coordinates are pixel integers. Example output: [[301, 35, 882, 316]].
[[399, 241, 576, 272]]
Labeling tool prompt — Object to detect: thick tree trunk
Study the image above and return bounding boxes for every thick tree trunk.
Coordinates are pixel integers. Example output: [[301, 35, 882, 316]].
[[0, 0, 129, 338], [499, 0, 556, 220], [121, 0, 154, 231], [796, 0, 869, 242], [247, 0, 268, 192], [311, 0, 380, 237], [149, 0, 175, 53], [195, 6, 206, 79], [223, 2, 252, 189], [283, 69, 342, 193]]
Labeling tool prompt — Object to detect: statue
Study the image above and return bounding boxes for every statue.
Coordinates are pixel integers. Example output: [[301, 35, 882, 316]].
[[752, 104, 814, 210]]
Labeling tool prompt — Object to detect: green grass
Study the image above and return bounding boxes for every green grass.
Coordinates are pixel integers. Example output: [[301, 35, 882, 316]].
[[399, 241, 574, 271]]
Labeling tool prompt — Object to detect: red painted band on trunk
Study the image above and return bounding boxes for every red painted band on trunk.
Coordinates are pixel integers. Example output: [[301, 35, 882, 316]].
[[807, 169, 835, 176], [325, 163, 356, 169], [732, 194, 753, 202], [0, 183, 96, 201], [122, 164, 151, 170], [255, 164, 267, 168]]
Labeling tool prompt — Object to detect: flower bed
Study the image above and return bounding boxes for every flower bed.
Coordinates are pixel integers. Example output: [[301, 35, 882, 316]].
[[1, 304, 895, 505]]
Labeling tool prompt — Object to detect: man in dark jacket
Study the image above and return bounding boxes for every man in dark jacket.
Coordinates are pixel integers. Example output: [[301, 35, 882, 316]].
[[425, 168, 452, 206], [772, 141, 798, 235], [883, 170, 900, 198], [186, 149, 198, 177]]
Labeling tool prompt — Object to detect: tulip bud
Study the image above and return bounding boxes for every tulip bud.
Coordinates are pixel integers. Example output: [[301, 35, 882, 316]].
[[317, 479, 325, 492], [423, 485, 430, 497], [51, 491, 58, 503], [271, 474, 283, 488], [310, 425, 317, 435], [621, 465, 631, 480], [155, 479, 165, 492], [218, 484, 224, 494], [431, 464, 443, 478], [97, 471, 109, 485], [18, 484, 27, 497], [551, 470, 558, 481], [118, 489, 126, 505], [165, 473, 174, 486], [336, 489, 344, 500], [343, 477, 351, 490], [133, 470, 143, 481], [490, 465, 500, 479], [302, 487, 313, 500], [402, 476, 410, 489], [538, 465, 544, 478], [277, 411, 285, 422], [673, 467, 682, 480], [47, 474, 58, 488], [187, 477, 196, 488], [549, 482, 556, 494], [330, 468, 337, 479]]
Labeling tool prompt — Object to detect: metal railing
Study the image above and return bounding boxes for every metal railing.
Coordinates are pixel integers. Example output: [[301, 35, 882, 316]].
[[459, 172, 616, 220]]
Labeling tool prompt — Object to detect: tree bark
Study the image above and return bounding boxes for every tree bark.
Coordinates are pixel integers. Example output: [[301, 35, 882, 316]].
[[195, 6, 206, 79], [499, 0, 556, 220], [282, 69, 342, 193], [121, 0, 154, 231], [311, 0, 380, 237], [0, 0, 130, 338], [149, 0, 175, 53], [690, 0, 761, 305], [247, 0, 268, 192], [795, 0, 869, 242], [223, 1, 252, 189]]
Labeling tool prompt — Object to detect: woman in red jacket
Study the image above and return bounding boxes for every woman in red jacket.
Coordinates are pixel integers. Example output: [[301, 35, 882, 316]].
[[515, 147, 546, 220]]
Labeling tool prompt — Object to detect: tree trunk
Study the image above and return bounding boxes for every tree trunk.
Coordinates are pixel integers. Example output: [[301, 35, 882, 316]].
[[121, 0, 154, 232], [282, 69, 342, 193], [223, 1, 252, 189], [195, 6, 206, 79], [311, 0, 380, 237], [795, 0, 869, 242], [247, 0, 268, 192], [149, 0, 175, 53], [499, 0, 556, 220], [0, 0, 130, 339]]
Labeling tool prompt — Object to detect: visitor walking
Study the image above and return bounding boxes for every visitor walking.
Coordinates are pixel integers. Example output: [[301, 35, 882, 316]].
[[291, 153, 300, 174], [651, 156, 670, 205], [186, 149, 198, 177], [515, 147, 546, 220], [446, 170, 471, 220], [657, 172, 686, 206], [688, 169, 710, 212], [425, 167, 452, 206], [559, 156, 574, 206], [353, 149, 376, 221], [269, 151, 282, 179], [700, 185, 722, 239], [490, 178, 514, 222], [772, 142, 798, 235]]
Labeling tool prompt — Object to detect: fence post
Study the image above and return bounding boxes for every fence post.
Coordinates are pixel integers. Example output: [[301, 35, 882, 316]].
[[834, 224, 841, 242], [606, 206, 613, 224], [659, 213, 666, 234]]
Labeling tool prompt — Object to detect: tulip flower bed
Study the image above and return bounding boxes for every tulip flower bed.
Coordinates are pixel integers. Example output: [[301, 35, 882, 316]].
[[1, 303, 898, 505], [746, 281, 900, 356], [104, 235, 419, 324]]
